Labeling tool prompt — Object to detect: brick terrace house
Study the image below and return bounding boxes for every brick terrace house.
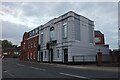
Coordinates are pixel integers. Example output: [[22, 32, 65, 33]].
[[20, 27, 39, 62], [94, 31, 105, 45], [94, 30, 111, 63], [94, 30, 109, 54], [95, 30, 120, 65]]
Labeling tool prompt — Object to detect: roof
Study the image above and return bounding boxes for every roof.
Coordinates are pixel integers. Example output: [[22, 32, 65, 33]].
[[28, 11, 94, 32], [95, 30, 103, 35]]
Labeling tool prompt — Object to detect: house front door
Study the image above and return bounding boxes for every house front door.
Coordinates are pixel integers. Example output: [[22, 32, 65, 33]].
[[64, 49, 68, 64], [50, 48, 53, 63], [40, 52, 43, 62]]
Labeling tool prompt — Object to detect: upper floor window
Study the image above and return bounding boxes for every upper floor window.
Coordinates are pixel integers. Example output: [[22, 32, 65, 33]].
[[37, 27, 39, 34], [32, 30, 35, 36], [28, 42, 30, 49], [23, 42, 25, 49], [50, 27, 55, 40], [63, 23, 68, 38], [36, 29, 38, 34], [29, 32, 31, 37], [34, 41, 36, 47], [30, 31, 33, 37], [31, 42, 34, 48], [40, 32, 44, 44], [89, 27, 94, 43]]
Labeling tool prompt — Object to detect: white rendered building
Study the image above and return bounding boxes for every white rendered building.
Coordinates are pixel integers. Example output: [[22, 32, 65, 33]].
[[38, 11, 109, 63]]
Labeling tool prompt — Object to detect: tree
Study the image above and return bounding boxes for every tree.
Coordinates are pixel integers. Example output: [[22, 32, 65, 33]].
[[2, 40, 13, 53], [2, 40, 13, 48]]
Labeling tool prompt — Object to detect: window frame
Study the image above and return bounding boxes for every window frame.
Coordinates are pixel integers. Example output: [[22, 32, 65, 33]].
[[40, 32, 44, 44], [34, 41, 36, 47], [50, 27, 55, 40], [45, 51, 47, 58], [63, 23, 68, 39], [33, 52, 36, 59], [57, 49, 59, 58]]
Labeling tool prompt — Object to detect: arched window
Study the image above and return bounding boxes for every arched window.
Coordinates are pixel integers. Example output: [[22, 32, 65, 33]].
[[50, 27, 55, 40]]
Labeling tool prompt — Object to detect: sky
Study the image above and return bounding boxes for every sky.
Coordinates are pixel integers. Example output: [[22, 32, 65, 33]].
[[0, 2, 118, 49], [118, 2, 120, 49]]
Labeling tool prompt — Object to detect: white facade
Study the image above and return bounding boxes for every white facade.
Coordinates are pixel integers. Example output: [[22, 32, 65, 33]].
[[95, 45, 109, 55], [38, 11, 109, 63]]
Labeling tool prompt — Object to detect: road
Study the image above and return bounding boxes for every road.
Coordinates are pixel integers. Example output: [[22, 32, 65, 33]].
[[2, 58, 119, 79]]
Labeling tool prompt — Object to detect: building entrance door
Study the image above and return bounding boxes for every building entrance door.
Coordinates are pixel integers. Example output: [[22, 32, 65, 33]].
[[40, 52, 43, 62], [50, 48, 53, 62], [64, 49, 68, 63]]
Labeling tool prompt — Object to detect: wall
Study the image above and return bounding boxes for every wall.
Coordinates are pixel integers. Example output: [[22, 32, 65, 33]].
[[27, 35, 39, 61], [67, 14, 96, 62], [38, 11, 96, 63], [95, 45, 109, 54]]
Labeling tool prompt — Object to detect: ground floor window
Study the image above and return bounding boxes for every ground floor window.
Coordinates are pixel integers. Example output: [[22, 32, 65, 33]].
[[30, 53, 32, 59], [27, 52, 29, 59], [33, 52, 36, 59], [57, 49, 59, 58], [45, 51, 47, 58]]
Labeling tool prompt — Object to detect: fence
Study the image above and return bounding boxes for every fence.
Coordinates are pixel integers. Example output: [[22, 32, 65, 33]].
[[72, 55, 97, 62], [102, 54, 111, 63], [72, 54, 111, 63]]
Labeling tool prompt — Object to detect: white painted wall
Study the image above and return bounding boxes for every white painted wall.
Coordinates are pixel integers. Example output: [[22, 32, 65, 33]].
[[95, 45, 109, 54], [39, 11, 109, 63], [68, 42, 96, 62]]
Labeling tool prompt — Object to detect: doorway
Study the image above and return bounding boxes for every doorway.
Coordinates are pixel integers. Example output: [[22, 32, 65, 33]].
[[40, 52, 43, 62], [64, 49, 68, 63], [50, 48, 53, 62]]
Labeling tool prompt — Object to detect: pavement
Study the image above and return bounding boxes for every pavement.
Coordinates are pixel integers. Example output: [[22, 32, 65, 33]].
[[2, 58, 119, 79], [26, 61, 119, 72]]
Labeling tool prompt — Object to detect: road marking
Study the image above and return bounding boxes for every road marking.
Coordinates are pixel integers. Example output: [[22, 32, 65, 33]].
[[17, 64, 25, 67], [60, 72, 90, 79], [4, 70, 15, 78], [30, 66, 46, 71]]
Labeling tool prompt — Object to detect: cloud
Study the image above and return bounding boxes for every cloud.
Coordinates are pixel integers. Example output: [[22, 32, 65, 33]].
[[1, 19, 31, 45], [118, 1, 120, 48], [1, 2, 118, 49]]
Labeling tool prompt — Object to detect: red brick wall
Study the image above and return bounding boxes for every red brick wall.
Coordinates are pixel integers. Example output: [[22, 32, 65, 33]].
[[95, 34, 105, 45], [20, 32, 39, 62], [20, 32, 28, 60], [27, 35, 39, 62]]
